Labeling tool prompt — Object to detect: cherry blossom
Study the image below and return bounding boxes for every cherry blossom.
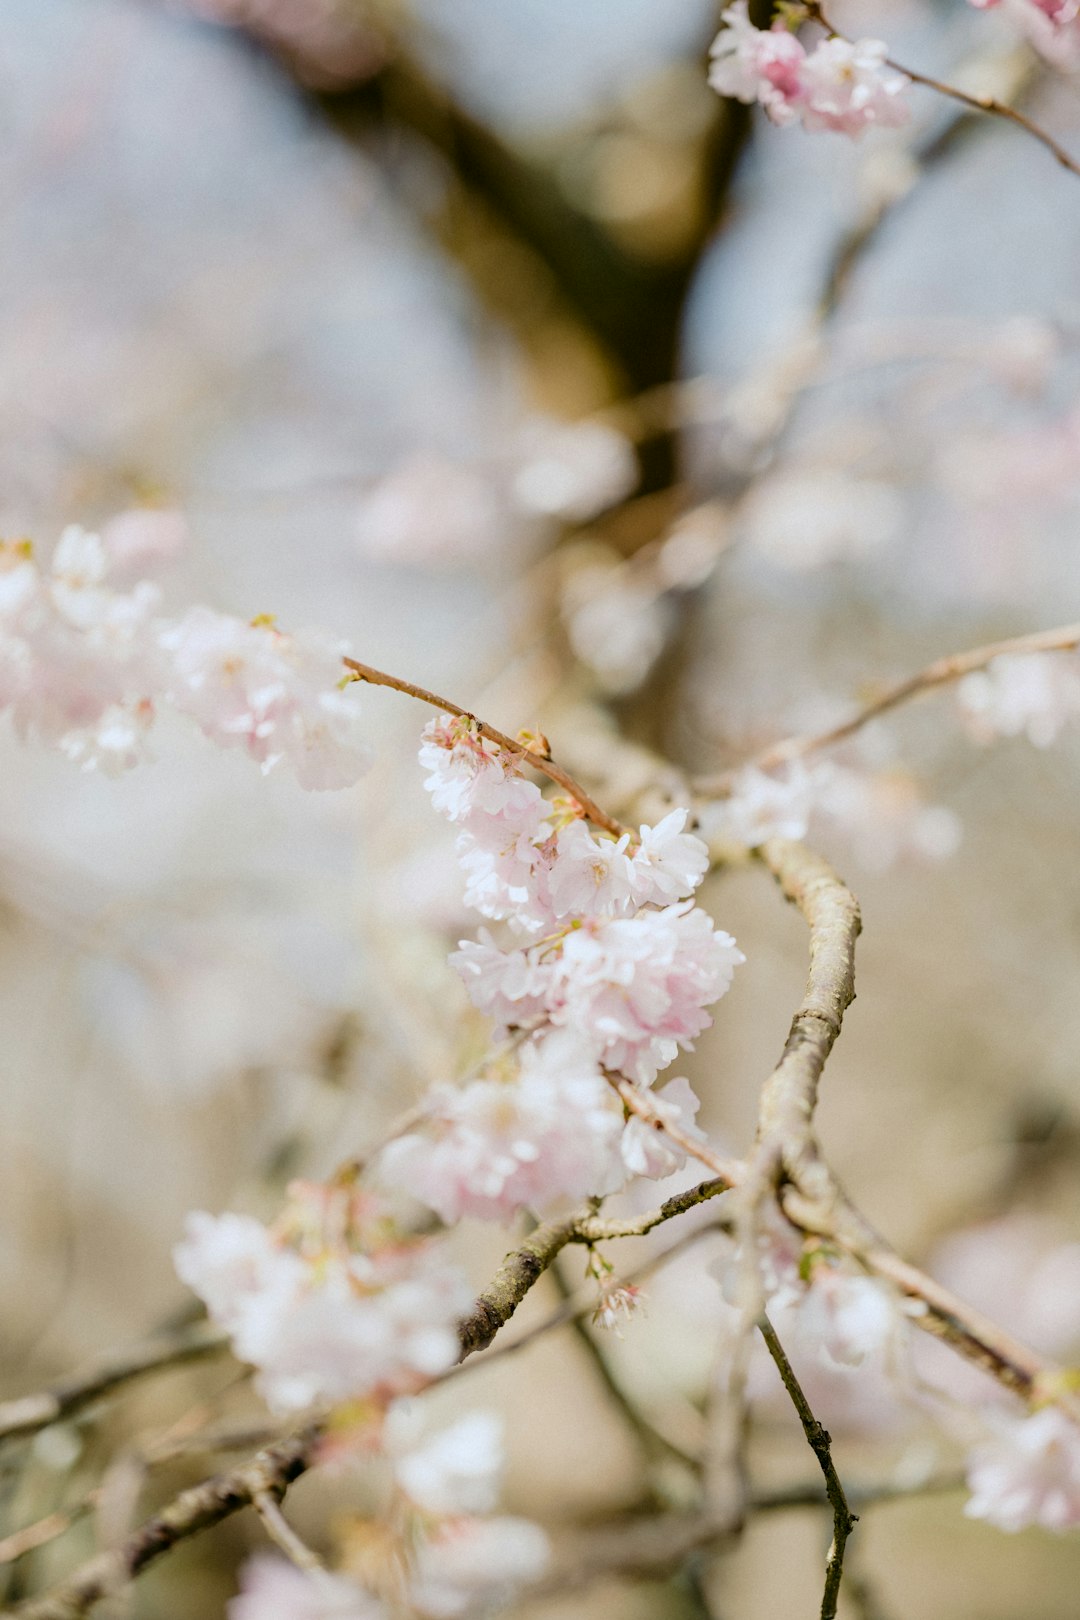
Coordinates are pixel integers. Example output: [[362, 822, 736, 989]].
[[161, 609, 371, 789], [793, 1264, 912, 1368], [708, 2, 808, 126], [957, 653, 1080, 748], [378, 1032, 625, 1222], [391, 1410, 505, 1518], [628, 809, 711, 907], [173, 1192, 472, 1413], [408, 1516, 551, 1619], [799, 37, 910, 137], [708, 5, 911, 136], [620, 1076, 707, 1179], [965, 1408, 1080, 1532], [229, 1557, 385, 1620], [968, 0, 1080, 67], [698, 761, 820, 848]]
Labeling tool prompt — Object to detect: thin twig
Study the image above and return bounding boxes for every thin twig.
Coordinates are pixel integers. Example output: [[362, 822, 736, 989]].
[[759, 1312, 857, 1620], [696, 619, 1080, 792], [806, 1, 1080, 181], [252, 1491, 322, 1572], [342, 656, 629, 837], [0, 1322, 227, 1450]]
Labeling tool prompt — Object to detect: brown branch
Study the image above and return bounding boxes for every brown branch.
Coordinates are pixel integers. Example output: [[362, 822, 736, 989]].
[[806, 1, 1080, 180], [696, 620, 1080, 792], [759, 1313, 856, 1620], [0, 1322, 227, 1450], [342, 656, 629, 837]]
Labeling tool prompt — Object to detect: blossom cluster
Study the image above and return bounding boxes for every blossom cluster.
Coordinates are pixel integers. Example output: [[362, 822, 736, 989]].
[[373, 717, 741, 1223], [174, 1182, 473, 1413], [0, 527, 370, 788], [969, 0, 1080, 67], [708, 3, 910, 138]]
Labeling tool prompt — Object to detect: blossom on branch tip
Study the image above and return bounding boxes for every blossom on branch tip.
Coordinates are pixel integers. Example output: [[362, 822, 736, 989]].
[[408, 1516, 551, 1619], [229, 1556, 385, 1620], [173, 1193, 472, 1413], [965, 1408, 1080, 1532], [708, 3, 910, 137]]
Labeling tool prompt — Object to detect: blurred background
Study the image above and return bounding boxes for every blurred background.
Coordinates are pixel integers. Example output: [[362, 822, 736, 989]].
[[3, 0, 1080, 1614]]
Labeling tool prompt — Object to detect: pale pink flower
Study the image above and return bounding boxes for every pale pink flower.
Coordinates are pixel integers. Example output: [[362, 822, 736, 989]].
[[547, 902, 744, 1084], [409, 1516, 550, 1619], [354, 452, 506, 568], [419, 717, 540, 825], [812, 766, 962, 871], [628, 809, 710, 907], [794, 1266, 910, 1367], [229, 1556, 384, 1620], [620, 1076, 706, 1179], [547, 820, 634, 920], [708, 3, 808, 126], [392, 1411, 504, 1518], [174, 1203, 472, 1413], [800, 37, 910, 136], [592, 1282, 647, 1334], [160, 609, 370, 789], [957, 653, 1080, 748], [511, 417, 637, 523], [965, 1409, 1080, 1532], [969, 0, 1080, 68], [697, 761, 820, 848], [379, 1032, 624, 1222], [449, 933, 553, 1029]]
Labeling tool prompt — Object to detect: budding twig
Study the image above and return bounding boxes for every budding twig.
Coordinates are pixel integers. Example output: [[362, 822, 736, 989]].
[[342, 656, 630, 837], [696, 619, 1080, 791], [806, 1, 1080, 181], [759, 1311, 857, 1620]]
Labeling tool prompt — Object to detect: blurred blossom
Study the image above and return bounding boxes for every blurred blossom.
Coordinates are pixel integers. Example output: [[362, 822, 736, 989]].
[[968, 0, 1080, 68], [408, 1516, 550, 1618], [698, 761, 819, 848], [740, 471, 903, 571], [510, 417, 637, 524], [100, 508, 189, 579], [183, 0, 389, 90], [930, 1215, 1080, 1364], [354, 453, 509, 569], [229, 1556, 384, 1620], [965, 1408, 1080, 1532], [391, 1410, 505, 1518], [561, 559, 674, 693], [813, 765, 962, 871], [957, 653, 1080, 748]]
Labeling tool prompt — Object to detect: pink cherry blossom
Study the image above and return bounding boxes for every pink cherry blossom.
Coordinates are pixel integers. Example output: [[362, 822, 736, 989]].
[[547, 902, 744, 1084], [229, 1557, 385, 1620], [628, 809, 710, 906], [708, 3, 808, 126], [174, 1197, 472, 1413], [161, 608, 371, 789], [965, 1408, 1080, 1532], [546, 820, 634, 920], [793, 1265, 911, 1367], [620, 1076, 707, 1179], [799, 37, 910, 137], [408, 1516, 550, 1619], [379, 1032, 625, 1222]]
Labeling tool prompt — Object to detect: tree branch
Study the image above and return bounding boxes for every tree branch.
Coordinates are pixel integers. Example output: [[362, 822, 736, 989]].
[[759, 1312, 856, 1620], [342, 656, 629, 837]]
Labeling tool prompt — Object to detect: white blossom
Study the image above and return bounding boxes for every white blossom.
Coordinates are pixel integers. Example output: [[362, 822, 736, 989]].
[[392, 1410, 505, 1518], [229, 1556, 384, 1620], [965, 1409, 1080, 1532], [957, 653, 1080, 748], [620, 1076, 707, 1180], [409, 1516, 551, 1618]]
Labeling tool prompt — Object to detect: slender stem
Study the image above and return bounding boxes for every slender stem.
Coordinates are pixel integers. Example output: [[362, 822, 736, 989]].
[[696, 619, 1080, 791], [759, 1313, 857, 1620], [253, 1491, 323, 1572], [613, 1078, 744, 1187], [0, 1321, 226, 1450], [342, 656, 629, 837], [807, 1, 1080, 181]]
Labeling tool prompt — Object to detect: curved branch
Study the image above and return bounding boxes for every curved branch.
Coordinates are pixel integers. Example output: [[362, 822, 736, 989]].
[[697, 620, 1080, 791], [342, 656, 629, 837], [0, 1322, 226, 1451]]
